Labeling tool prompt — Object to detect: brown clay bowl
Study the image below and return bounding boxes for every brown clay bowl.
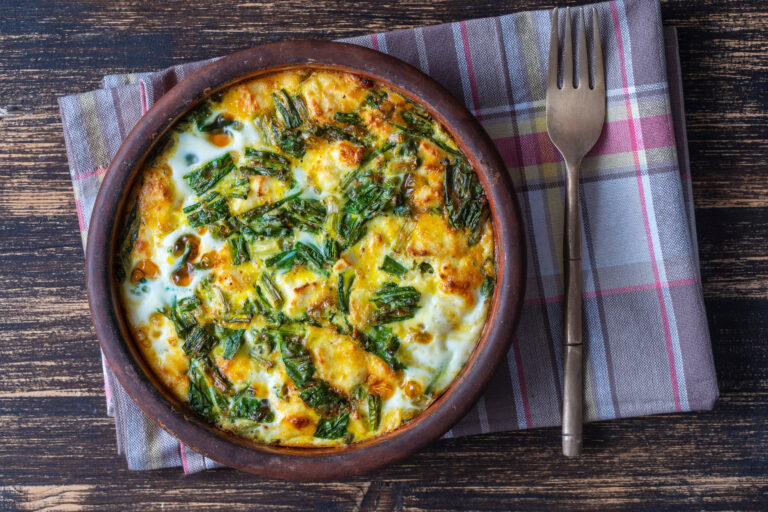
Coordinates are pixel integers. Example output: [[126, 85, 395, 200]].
[[86, 40, 526, 480]]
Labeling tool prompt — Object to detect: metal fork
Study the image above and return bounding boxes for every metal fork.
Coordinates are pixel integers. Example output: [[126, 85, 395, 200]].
[[545, 6, 606, 457]]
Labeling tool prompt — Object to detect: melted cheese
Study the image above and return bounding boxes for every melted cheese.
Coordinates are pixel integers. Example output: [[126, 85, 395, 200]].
[[117, 69, 496, 448]]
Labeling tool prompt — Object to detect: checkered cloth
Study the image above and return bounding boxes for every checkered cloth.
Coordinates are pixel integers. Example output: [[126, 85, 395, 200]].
[[59, 0, 717, 473]]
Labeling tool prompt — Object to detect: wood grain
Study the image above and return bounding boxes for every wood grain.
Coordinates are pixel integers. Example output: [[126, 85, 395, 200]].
[[1, 0, 766, 510]]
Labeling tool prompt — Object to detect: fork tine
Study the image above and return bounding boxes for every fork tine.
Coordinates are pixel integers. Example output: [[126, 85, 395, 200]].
[[577, 8, 589, 89], [547, 8, 559, 90], [562, 7, 573, 88], [592, 7, 605, 91]]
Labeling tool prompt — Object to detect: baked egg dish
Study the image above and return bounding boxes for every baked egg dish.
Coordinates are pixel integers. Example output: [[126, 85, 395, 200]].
[[116, 69, 495, 446]]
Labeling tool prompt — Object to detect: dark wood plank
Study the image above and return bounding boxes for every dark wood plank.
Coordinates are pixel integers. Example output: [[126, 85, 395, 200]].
[[1, 0, 766, 510]]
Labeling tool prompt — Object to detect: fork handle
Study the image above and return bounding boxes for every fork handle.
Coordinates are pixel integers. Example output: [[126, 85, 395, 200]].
[[563, 158, 583, 457]]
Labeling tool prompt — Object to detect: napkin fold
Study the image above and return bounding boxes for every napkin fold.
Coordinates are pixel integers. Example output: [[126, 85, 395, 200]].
[[59, 0, 717, 473]]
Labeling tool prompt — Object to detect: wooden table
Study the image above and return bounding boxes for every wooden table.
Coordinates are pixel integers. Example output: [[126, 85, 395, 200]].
[[1, 1, 766, 509]]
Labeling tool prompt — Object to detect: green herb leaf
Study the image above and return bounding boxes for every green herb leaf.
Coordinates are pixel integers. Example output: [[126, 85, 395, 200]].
[[364, 89, 388, 108], [323, 237, 340, 264], [184, 102, 212, 131], [299, 380, 347, 417], [241, 147, 293, 182], [313, 124, 364, 145], [361, 325, 403, 370], [220, 171, 250, 199], [444, 158, 489, 245], [188, 359, 226, 423], [430, 137, 461, 156], [279, 336, 315, 388], [279, 131, 306, 158], [243, 211, 292, 238], [184, 153, 236, 195], [334, 112, 362, 125], [228, 233, 250, 265], [216, 326, 245, 360], [356, 142, 396, 171], [229, 388, 274, 423], [265, 242, 329, 277], [402, 110, 432, 136], [183, 191, 230, 228], [167, 295, 200, 338], [337, 272, 355, 314], [337, 169, 400, 249], [337, 212, 367, 249], [295, 241, 329, 276], [199, 113, 242, 133], [116, 203, 140, 282], [367, 394, 382, 430], [379, 255, 407, 276], [182, 325, 216, 359], [481, 274, 495, 298], [370, 282, 421, 325], [418, 261, 433, 274], [260, 273, 284, 309], [254, 114, 281, 146], [284, 197, 326, 233], [272, 89, 303, 129], [314, 411, 350, 439], [265, 248, 299, 272]]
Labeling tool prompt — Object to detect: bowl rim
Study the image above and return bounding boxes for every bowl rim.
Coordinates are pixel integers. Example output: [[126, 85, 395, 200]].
[[86, 40, 526, 480]]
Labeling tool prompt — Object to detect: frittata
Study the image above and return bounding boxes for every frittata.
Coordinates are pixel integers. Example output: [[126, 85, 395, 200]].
[[116, 69, 495, 446]]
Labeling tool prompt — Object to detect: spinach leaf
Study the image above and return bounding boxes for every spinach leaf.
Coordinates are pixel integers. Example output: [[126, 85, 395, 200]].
[[279, 336, 315, 388], [314, 411, 350, 439], [299, 380, 346, 417], [229, 388, 274, 423], [361, 325, 403, 370], [168, 295, 201, 337], [216, 326, 245, 360], [443, 158, 489, 245], [187, 359, 227, 423]]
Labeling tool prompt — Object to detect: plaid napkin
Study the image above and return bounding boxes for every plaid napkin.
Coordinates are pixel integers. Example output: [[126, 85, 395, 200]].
[[59, 0, 718, 473]]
